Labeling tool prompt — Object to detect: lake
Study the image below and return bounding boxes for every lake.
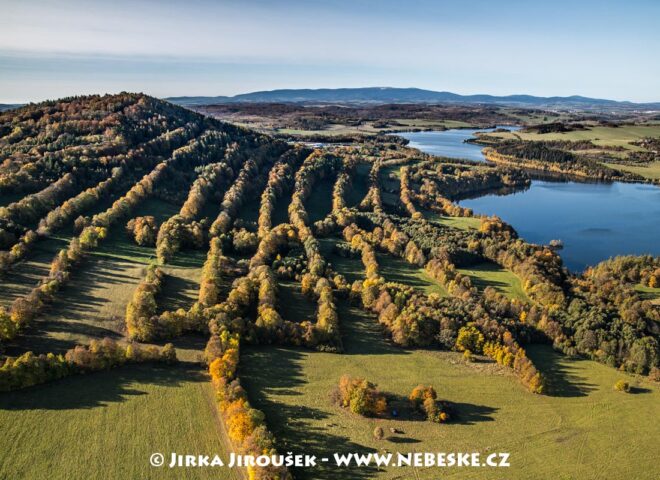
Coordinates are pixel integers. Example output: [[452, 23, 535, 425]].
[[460, 181, 660, 271], [398, 126, 520, 162], [399, 128, 660, 271]]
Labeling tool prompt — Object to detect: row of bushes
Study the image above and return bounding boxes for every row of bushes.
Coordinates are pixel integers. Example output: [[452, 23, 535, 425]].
[[0, 172, 78, 228], [343, 218, 546, 394], [156, 153, 235, 262], [359, 159, 384, 214], [210, 143, 288, 236], [125, 265, 165, 341], [0, 337, 176, 392], [399, 165, 423, 219], [258, 148, 308, 239], [0, 121, 211, 271], [288, 151, 341, 277], [0, 149, 183, 343], [0, 225, 107, 342], [205, 327, 290, 480]]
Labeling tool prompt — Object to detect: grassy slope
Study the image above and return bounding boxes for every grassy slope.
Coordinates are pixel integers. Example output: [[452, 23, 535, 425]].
[[458, 262, 529, 303], [483, 124, 660, 151], [241, 301, 659, 480], [635, 284, 660, 305], [158, 252, 206, 314], [319, 227, 448, 297], [242, 250, 658, 480], [423, 209, 482, 231], [278, 280, 317, 324], [606, 161, 660, 180], [0, 363, 240, 480], [0, 196, 232, 479], [346, 162, 371, 208], [305, 172, 336, 223], [377, 252, 447, 297], [482, 124, 660, 180], [1, 198, 206, 354], [320, 237, 366, 285]]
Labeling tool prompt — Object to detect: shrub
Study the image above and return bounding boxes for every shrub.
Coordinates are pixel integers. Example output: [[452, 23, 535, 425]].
[[455, 325, 485, 354], [335, 375, 387, 417], [125, 265, 165, 341], [614, 380, 630, 393], [0, 338, 176, 391], [126, 216, 158, 246], [409, 385, 449, 423]]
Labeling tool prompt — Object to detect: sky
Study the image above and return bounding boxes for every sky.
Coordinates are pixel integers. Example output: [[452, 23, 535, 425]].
[[0, 0, 659, 103]]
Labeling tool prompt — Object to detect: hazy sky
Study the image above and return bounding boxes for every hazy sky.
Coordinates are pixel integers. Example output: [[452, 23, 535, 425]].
[[1, 0, 659, 103]]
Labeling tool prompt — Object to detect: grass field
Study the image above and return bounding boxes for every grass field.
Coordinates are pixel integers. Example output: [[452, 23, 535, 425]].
[[635, 284, 660, 304], [275, 119, 476, 137], [319, 238, 367, 285], [458, 262, 529, 302], [240, 301, 659, 480], [0, 198, 207, 355], [0, 363, 240, 480], [278, 280, 317, 324], [606, 161, 660, 180], [423, 209, 482, 230], [346, 162, 371, 208], [305, 173, 336, 223], [379, 164, 405, 193], [377, 252, 447, 297], [483, 124, 660, 152]]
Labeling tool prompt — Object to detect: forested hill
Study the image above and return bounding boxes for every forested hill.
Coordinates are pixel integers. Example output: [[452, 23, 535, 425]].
[[166, 87, 660, 109], [0, 92, 285, 251]]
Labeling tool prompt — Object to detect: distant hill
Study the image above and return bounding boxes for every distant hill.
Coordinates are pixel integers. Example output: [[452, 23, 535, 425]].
[[166, 87, 660, 110], [0, 104, 22, 112]]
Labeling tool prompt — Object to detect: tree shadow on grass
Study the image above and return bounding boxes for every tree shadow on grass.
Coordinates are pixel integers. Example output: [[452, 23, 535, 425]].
[[526, 345, 597, 398], [629, 386, 652, 394], [377, 253, 436, 292], [166, 248, 208, 269], [240, 347, 379, 480], [278, 281, 317, 325], [386, 436, 421, 444], [447, 401, 498, 425], [318, 237, 365, 285], [0, 363, 203, 411], [346, 164, 370, 208], [457, 262, 517, 294], [271, 187, 293, 227], [305, 172, 336, 224], [337, 300, 409, 357], [158, 272, 199, 313], [93, 239, 155, 264], [382, 391, 497, 426]]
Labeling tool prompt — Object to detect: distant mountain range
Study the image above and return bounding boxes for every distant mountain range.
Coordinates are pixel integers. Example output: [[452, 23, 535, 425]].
[[0, 104, 22, 112], [166, 87, 660, 110]]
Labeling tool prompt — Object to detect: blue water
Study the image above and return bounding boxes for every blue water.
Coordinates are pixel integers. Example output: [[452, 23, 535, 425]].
[[398, 126, 520, 162], [401, 127, 660, 271], [460, 181, 660, 271]]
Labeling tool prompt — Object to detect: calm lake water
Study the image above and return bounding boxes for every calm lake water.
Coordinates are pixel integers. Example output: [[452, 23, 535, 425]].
[[399, 128, 660, 271], [460, 181, 660, 271], [398, 126, 520, 162]]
